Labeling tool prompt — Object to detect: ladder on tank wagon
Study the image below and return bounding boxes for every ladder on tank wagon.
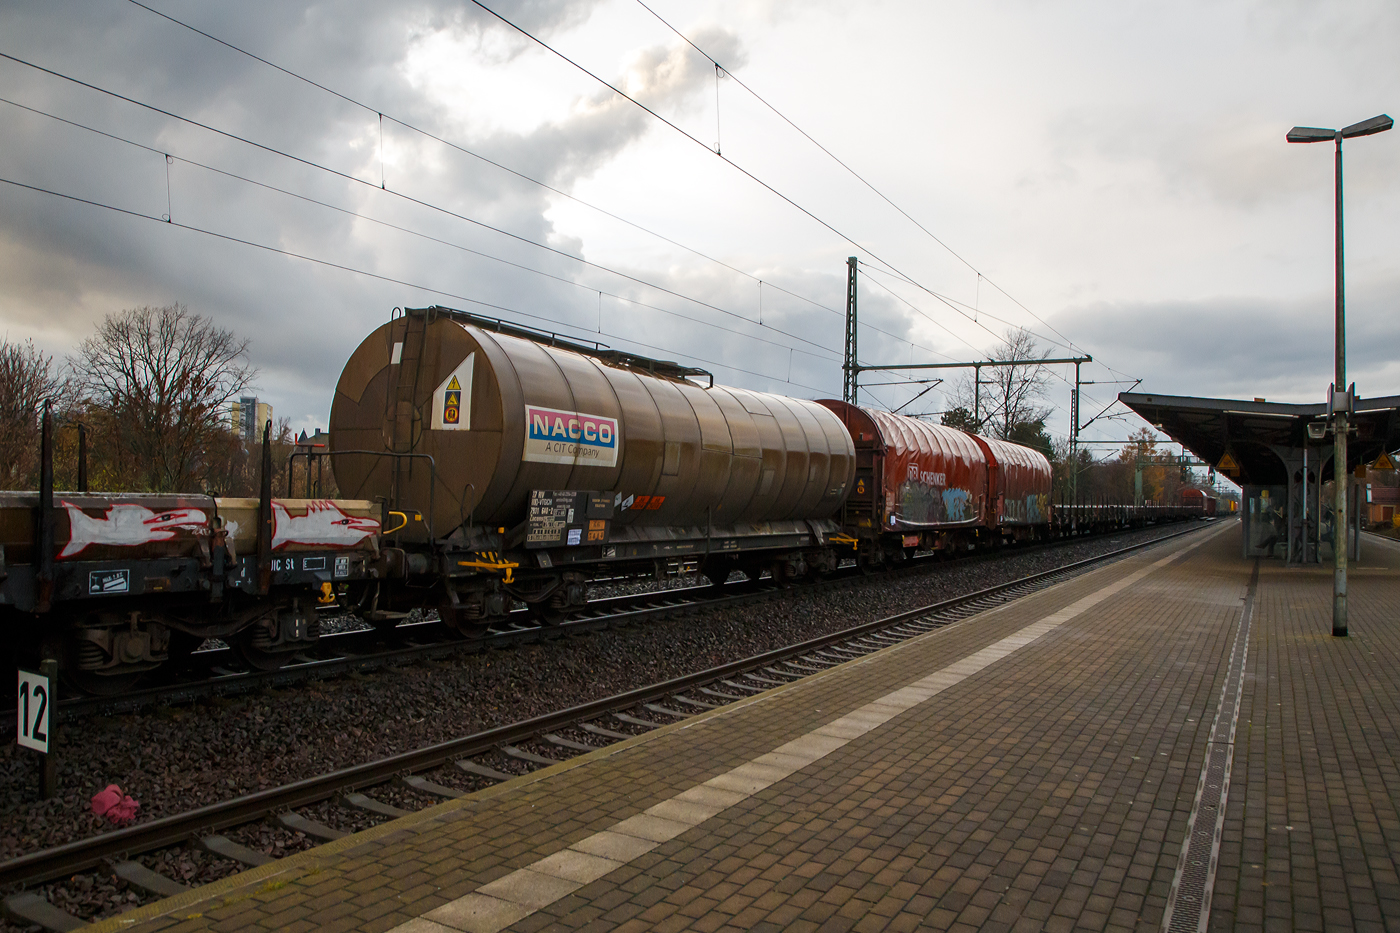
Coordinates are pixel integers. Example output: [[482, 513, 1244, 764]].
[[386, 308, 431, 507]]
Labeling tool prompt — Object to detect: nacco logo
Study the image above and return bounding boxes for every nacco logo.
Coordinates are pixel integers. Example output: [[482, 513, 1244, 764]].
[[907, 463, 946, 486], [523, 405, 620, 468], [527, 407, 616, 448]]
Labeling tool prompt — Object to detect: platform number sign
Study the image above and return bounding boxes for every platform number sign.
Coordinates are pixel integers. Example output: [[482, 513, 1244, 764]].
[[17, 669, 51, 754]]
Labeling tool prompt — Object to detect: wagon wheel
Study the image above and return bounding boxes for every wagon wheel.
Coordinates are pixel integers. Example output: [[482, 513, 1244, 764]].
[[768, 560, 802, 587], [856, 548, 883, 575], [231, 626, 295, 672], [42, 633, 147, 697], [527, 602, 569, 627]]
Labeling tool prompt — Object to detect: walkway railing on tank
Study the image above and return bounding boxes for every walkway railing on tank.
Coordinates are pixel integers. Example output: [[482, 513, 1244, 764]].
[[285, 448, 439, 544]]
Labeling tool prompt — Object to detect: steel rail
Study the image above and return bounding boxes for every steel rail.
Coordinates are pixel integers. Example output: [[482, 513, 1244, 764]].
[[30, 580, 792, 721], [0, 519, 1215, 891]]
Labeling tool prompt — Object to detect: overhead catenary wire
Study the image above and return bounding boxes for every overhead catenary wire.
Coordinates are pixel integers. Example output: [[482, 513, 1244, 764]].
[[859, 259, 1118, 410], [447, 0, 1102, 379], [96, 3, 1116, 388], [0, 48, 837, 360], [0, 173, 834, 394], [858, 262, 1121, 418], [130, 0, 1124, 387], [859, 261, 1123, 423], [631, 0, 1090, 357], [122, 0, 843, 321], [0, 52, 936, 371], [628, 4, 1143, 389], [858, 257, 1080, 357], [454, 0, 1083, 359], [0, 52, 952, 388], [33, 7, 1140, 418], [861, 256, 1140, 388], [856, 266, 983, 361], [0, 94, 840, 365]]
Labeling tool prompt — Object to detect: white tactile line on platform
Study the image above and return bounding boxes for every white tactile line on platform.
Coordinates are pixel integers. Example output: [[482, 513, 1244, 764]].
[[392, 527, 1229, 933]]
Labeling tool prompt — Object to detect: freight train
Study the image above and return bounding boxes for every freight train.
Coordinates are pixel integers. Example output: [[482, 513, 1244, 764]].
[[1, 306, 1201, 692]]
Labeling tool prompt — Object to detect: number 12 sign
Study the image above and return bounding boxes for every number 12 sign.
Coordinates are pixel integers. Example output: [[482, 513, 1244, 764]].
[[17, 669, 51, 754]]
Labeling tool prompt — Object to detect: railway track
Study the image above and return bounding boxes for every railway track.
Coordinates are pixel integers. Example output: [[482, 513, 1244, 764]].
[[13, 566, 831, 723], [0, 520, 1216, 930], [9, 522, 1192, 723]]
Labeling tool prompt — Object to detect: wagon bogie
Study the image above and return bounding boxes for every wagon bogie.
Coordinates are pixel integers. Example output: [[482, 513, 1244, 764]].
[[232, 597, 322, 670]]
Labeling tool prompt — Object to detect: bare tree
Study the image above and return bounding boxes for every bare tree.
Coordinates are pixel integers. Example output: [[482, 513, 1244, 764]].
[[69, 305, 256, 492], [0, 338, 62, 487], [949, 327, 1052, 440]]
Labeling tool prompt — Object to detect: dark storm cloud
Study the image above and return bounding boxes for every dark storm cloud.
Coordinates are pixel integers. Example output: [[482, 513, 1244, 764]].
[[0, 0, 766, 428]]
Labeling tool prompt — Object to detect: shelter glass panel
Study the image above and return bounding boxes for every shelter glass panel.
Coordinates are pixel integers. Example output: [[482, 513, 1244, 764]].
[[1242, 485, 1288, 558]]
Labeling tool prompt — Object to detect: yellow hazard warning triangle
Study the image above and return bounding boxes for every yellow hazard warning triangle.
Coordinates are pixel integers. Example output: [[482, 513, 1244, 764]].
[[447, 376, 460, 391], [1374, 451, 1396, 471], [1217, 452, 1239, 473]]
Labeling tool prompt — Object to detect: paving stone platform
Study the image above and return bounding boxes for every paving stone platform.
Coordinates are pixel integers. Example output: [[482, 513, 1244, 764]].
[[88, 522, 1400, 933]]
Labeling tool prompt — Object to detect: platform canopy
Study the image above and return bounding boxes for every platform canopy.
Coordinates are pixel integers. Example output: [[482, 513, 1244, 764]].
[[1118, 391, 1400, 486]]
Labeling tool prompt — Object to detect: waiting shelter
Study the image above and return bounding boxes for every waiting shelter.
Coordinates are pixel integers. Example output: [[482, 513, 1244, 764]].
[[1119, 391, 1400, 563]]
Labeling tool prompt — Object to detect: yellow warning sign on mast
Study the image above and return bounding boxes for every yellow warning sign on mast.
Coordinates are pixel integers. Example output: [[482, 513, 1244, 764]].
[[1217, 452, 1239, 474], [1374, 451, 1396, 471]]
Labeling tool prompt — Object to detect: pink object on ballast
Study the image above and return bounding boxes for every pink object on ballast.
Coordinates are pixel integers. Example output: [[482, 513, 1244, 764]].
[[90, 784, 140, 824]]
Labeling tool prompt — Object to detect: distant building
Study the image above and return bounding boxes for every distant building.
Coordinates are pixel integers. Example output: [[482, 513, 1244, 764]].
[[1367, 483, 1399, 527], [230, 396, 273, 442]]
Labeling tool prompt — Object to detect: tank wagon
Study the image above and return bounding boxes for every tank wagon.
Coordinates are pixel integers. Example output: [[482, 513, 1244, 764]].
[[329, 306, 857, 626]]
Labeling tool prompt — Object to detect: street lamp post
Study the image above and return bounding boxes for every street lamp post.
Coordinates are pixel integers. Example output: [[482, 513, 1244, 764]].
[[1287, 113, 1393, 637]]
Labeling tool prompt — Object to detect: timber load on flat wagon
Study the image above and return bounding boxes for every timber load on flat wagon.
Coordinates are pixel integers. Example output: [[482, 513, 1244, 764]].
[[329, 306, 857, 627]]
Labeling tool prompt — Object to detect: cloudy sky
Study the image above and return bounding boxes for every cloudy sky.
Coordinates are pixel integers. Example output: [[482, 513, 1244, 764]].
[[1, 0, 1397, 460]]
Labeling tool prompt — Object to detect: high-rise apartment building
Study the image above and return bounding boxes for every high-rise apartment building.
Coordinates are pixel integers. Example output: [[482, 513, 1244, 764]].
[[230, 396, 273, 442]]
